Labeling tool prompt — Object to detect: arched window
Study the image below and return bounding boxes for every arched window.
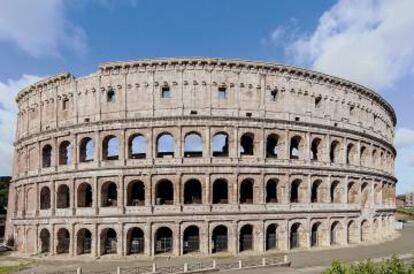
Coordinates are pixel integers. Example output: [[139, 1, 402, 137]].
[[360, 220, 370, 242], [330, 181, 340, 203], [347, 220, 358, 244], [266, 224, 278, 250], [330, 221, 342, 245], [240, 133, 254, 156], [101, 182, 117, 207], [330, 141, 340, 163], [311, 222, 322, 247], [100, 228, 117, 255], [59, 141, 72, 165], [372, 149, 378, 167], [290, 136, 301, 160], [212, 179, 228, 204], [155, 180, 174, 205], [76, 228, 92, 255], [39, 228, 50, 253], [290, 223, 302, 249], [183, 226, 200, 254], [79, 137, 94, 162], [239, 224, 253, 252], [347, 182, 358, 204], [346, 143, 356, 165], [212, 225, 228, 253], [184, 133, 203, 157], [42, 144, 52, 168], [360, 146, 368, 166], [361, 182, 369, 207], [290, 179, 301, 203], [57, 228, 70, 254], [311, 180, 322, 203], [77, 183, 92, 207], [266, 134, 279, 158], [154, 227, 173, 254], [157, 133, 174, 158], [212, 132, 229, 157], [40, 187, 51, 209], [127, 227, 144, 255], [102, 135, 119, 161], [127, 181, 145, 206], [128, 134, 146, 159], [239, 179, 254, 204], [57, 184, 70, 209], [184, 179, 202, 204], [266, 179, 278, 203], [310, 138, 321, 161]]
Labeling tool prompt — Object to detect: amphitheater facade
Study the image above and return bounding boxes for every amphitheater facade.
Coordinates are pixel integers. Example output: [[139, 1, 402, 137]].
[[6, 58, 397, 258]]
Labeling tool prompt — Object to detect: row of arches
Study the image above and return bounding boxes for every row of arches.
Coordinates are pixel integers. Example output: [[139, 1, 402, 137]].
[[36, 178, 393, 210]]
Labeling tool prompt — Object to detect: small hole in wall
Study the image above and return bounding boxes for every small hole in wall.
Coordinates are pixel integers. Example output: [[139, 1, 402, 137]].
[[246, 112, 252, 117], [334, 122, 338, 127], [190, 110, 198, 115], [295, 117, 300, 121], [84, 118, 90, 123]]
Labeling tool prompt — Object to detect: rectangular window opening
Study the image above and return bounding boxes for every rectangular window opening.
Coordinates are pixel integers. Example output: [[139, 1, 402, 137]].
[[161, 87, 171, 98], [218, 87, 226, 99]]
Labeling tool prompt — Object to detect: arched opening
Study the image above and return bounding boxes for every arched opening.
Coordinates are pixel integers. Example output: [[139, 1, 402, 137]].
[[59, 141, 72, 165], [346, 143, 356, 165], [127, 227, 144, 255], [155, 227, 173, 254], [266, 134, 279, 158], [290, 179, 301, 203], [56, 228, 70, 254], [184, 179, 202, 204], [290, 136, 301, 160], [361, 183, 369, 207], [212, 179, 228, 204], [290, 223, 302, 249], [311, 180, 322, 203], [39, 228, 50, 253], [77, 183, 93, 207], [360, 146, 368, 166], [128, 134, 146, 159], [102, 135, 119, 161], [56, 184, 70, 208], [157, 133, 175, 158], [330, 181, 340, 203], [239, 225, 253, 252], [240, 133, 254, 156], [184, 133, 203, 157], [100, 228, 117, 255], [311, 222, 322, 247], [330, 141, 340, 163], [239, 179, 254, 204], [212, 225, 228, 253], [76, 228, 92, 255], [155, 180, 174, 205], [330, 221, 341, 245], [372, 149, 378, 167], [347, 182, 358, 204], [79, 137, 94, 162], [42, 144, 52, 168], [361, 220, 370, 242], [212, 132, 229, 157], [266, 224, 278, 250], [101, 182, 117, 207], [310, 138, 321, 161], [183, 226, 200, 254], [40, 187, 51, 209], [127, 181, 145, 206], [266, 179, 278, 203], [347, 220, 358, 244]]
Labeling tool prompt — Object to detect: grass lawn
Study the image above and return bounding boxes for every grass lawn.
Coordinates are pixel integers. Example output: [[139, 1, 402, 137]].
[[0, 263, 30, 274]]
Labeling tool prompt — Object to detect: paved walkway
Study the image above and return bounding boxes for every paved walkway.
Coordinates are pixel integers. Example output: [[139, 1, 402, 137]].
[[8, 222, 414, 274]]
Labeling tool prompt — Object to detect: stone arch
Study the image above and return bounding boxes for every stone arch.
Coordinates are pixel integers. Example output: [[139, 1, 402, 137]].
[[128, 134, 146, 159], [266, 224, 279, 251], [76, 228, 92, 255], [59, 140, 72, 165], [239, 178, 254, 204], [290, 179, 304, 203], [212, 179, 228, 204], [290, 135, 302, 160], [372, 149, 378, 167], [183, 225, 200, 254], [346, 143, 357, 165], [184, 179, 202, 204], [184, 132, 203, 157], [360, 146, 369, 166], [240, 133, 254, 156], [310, 222, 322, 247], [310, 137, 322, 161], [101, 181, 117, 207], [77, 182, 93, 207], [330, 140, 341, 163], [266, 134, 279, 158], [102, 135, 119, 161], [154, 227, 173, 254], [56, 228, 70, 254], [40, 186, 51, 210], [212, 132, 229, 157], [311, 179, 323, 203], [126, 227, 144, 255], [373, 219, 380, 240], [347, 182, 358, 204], [156, 132, 175, 158], [347, 220, 358, 244], [42, 144, 52, 168], [39, 228, 50, 253], [360, 220, 370, 242], [100, 228, 117, 255], [56, 184, 70, 208], [212, 225, 228, 253], [266, 179, 279, 203], [79, 137, 94, 162], [290, 222, 305, 249], [126, 180, 145, 206], [155, 179, 174, 205], [374, 184, 381, 205], [239, 224, 253, 252], [330, 181, 341, 203], [330, 221, 343, 245], [26, 228, 36, 254], [361, 182, 369, 207]]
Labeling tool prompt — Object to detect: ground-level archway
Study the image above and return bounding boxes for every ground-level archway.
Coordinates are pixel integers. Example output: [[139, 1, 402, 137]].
[[154, 227, 173, 254], [212, 225, 228, 253], [77, 228, 92, 255], [39, 228, 50, 253], [266, 224, 278, 251], [183, 226, 200, 254], [127, 227, 144, 255], [239, 224, 253, 252]]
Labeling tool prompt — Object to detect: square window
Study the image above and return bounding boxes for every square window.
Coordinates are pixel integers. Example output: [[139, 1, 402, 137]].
[[161, 87, 171, 98], [62, 98, 69, 110], [107, 89, 115, 102], [218, 87, 226, 99]]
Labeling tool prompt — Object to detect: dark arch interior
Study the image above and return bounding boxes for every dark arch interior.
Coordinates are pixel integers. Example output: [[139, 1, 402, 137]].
[[127, 181, 145, 206], [155, 180, 174, 205], [77, 228, 92, 255], [239, 225, 253, 252], [184, 179, 202, 204], [240, 133, 254, 155], [57, 184, 70, 208], [239, 179, 253, 204], [212, 225, 228, 253], [183, 226, 200, 254], [77, 183, 93, 207], [155, 227, 173, 254], [266, 224, 278, 250], [57, 228, 70, 254], [266, 179, 278, 203], [127, 227, 144, 255], [213, 179, 228, 204], [101, 182, 117, 207], [101, 228, 117, 255]]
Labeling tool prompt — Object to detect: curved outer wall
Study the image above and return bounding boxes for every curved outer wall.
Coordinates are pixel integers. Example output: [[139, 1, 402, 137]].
[[6, 58, 397, 257]]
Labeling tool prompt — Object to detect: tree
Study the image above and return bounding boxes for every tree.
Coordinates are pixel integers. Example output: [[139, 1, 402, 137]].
[[0, 176, 11, 214]]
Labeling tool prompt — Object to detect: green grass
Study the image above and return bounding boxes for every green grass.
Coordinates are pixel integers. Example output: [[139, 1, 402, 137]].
[[397, 207, 414, 216], [0, 263, 31, 274]]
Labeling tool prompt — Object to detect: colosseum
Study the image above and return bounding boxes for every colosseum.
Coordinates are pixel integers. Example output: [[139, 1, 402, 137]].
[[6, 58, 397, 258]]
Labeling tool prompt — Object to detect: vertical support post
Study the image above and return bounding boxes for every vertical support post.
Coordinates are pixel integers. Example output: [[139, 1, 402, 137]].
[[262, 257, 266, 266], [238, 260, 242, 269], [152, 263, 156, 273], [116, 266, 121, 274], [184, 263, 188, 272], [76, 267, 82, 274]]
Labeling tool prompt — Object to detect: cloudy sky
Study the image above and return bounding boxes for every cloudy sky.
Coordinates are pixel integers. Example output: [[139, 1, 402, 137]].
[[0, 0, 413, 193]]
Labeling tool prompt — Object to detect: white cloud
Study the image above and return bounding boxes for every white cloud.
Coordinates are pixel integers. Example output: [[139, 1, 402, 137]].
[[0, 0, 86, 57], [285, 0, 414, 90], [395, 128, 414, 148], [0, 75, 42, 175]]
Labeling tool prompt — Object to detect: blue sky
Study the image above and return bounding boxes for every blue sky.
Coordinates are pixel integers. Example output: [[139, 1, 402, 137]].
[[0, 0, 413, 193]]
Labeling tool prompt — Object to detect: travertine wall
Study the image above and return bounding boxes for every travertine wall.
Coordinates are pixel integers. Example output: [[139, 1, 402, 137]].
[[6, 58, 397, 258]]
